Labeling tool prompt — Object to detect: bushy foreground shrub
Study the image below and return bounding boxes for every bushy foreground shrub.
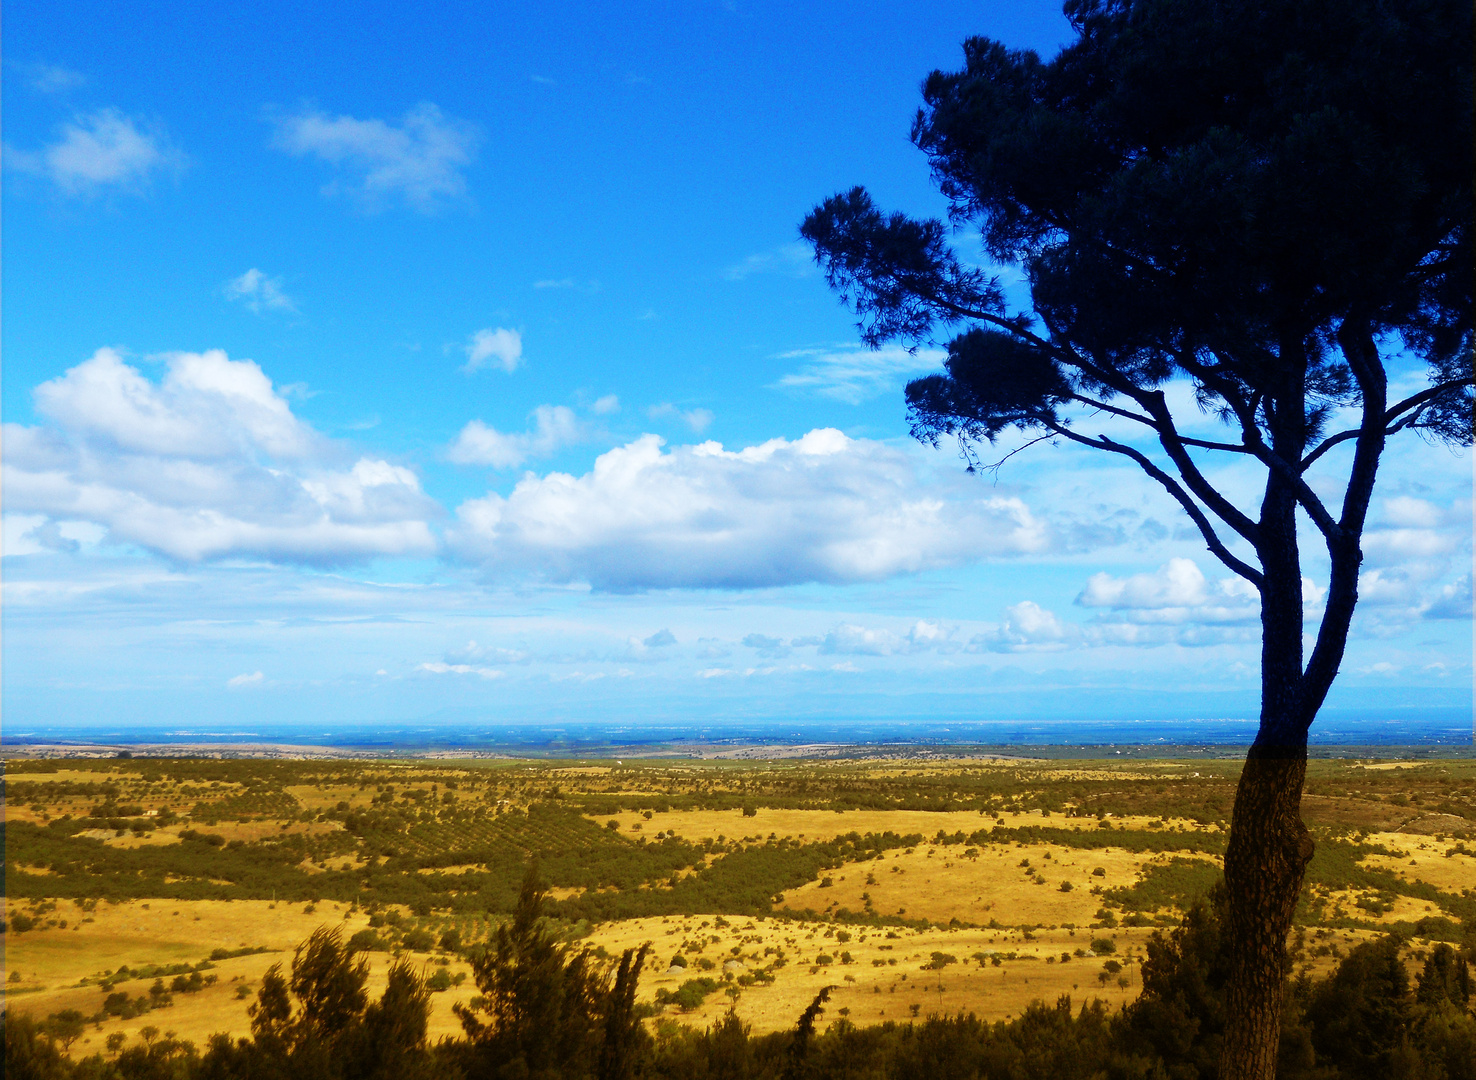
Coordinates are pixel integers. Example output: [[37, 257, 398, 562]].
[[7, 880, 1473, 1080]]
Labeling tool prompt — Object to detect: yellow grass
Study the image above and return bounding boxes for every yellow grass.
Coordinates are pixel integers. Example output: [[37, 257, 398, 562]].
[[3, 900, 483, 1049], [776, 845, 1216, 926], [1358, 850, 1476, 894], [1318, 890, 1441, 924], [594, 808, 1216, 845]]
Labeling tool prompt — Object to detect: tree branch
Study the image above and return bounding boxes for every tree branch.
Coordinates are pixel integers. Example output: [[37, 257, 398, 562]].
[[1040, 421, 1265, 588], [1067, 392, 1255, 453], [1299, 375, 1476, 471], [1169, 362, 1349, 542], [917, 289, 1055, 351], [1300, 321, 1390, 723], [1136, 391, 1264, 546], [979, 433, 1057, 477]]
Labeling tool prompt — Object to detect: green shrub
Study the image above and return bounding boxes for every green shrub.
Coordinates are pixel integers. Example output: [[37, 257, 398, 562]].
[[347, 929, 385, 952]]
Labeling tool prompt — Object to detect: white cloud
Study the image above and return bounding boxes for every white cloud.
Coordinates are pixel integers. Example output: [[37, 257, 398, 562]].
[[533, 278, 576, 289], [416, 661, 504, 679], [446, 641, 529, 664], [462, 328, 522, 374], [446, 428, 1049, 589], [1075, 558, 1260, 625], [4, 348, 437, 563], [2, 514, 104, 557], [743, 633, 783, 650], [225, 269, 295, 313], [271, 102, 477, 211], [647, 403, 713, 433], [1424, 576, 1472, 620], [1362, 495, 1469, 567], [447, 422, 525, 469], [818, 620, 955, 656], [724, 242, 814, 281], [642, 628, 677, 648], [775, 345, 946, 405], [976, 601, 1077, 652], [23, 63, 87, 94], [227, 671, 264, 688], [6, 109, 180, 195], [34, 347, 316, 459], [591, 395, 620, 415], [742, 632, 788, 658], [447, 405, 580, 469]]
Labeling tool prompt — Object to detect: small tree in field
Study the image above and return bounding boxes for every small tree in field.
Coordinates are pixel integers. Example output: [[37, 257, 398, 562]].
[[801, 2, 1470, 1077], [455, 869, 653, 1080]]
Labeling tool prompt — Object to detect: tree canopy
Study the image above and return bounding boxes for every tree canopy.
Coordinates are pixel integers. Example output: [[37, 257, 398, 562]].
[[801, 0, 1471, 733], [801, 3, 1471, 1076]]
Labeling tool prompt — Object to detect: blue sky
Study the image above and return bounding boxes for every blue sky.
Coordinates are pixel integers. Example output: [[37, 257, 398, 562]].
[[3, 1, 1470, 741]]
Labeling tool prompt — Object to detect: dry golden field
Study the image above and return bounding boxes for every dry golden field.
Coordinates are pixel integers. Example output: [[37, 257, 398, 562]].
[[5, 751, 1474, 1048]]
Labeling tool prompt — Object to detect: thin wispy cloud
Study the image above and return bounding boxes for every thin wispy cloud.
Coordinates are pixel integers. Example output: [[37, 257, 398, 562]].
[[774, 344, 945, 405], [647, 403, 713, 433], [417, 661, 504, 679], [724, 242, 814, 281], [225, 269, 295, 314], [6, 109, 182, 196], [21, 63, 88, 94], [271, 102, 477, 211], [462, 328, 523, 374]]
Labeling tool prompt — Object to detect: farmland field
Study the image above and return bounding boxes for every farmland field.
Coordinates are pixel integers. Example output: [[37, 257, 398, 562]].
[[3, 749, 1474, 1063]]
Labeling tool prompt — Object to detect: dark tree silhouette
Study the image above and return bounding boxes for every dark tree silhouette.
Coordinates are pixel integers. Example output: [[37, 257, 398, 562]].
[[218, 925, 432, 1079], [800, 2, 1471, 1077], [782, 986, 834, 1080], [456, 868, 653, 1080]]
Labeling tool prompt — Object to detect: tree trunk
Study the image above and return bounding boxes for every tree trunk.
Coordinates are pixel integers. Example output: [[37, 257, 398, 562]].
[[1220, 354, 1315, 1080], [1219, 747, 1314, 1080]]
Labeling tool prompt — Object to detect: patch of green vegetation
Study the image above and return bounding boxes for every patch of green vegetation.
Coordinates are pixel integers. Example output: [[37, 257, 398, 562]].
[[1102, 858, 1224, 914]]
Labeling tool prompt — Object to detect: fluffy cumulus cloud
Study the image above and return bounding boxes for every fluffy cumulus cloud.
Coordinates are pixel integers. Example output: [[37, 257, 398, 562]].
[[1064, 558, 1275, 647], [447, 429, 1048, 589], [462, 328, 522, 374], [973, 601, 1078, 652], [820, 620, 956, 656], [3, 348, 437, 563], [6, 109, 181, 195], [447, 406, 580, 469], [1075, 558, 1260, 625], [271, 102, 477, 211]]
